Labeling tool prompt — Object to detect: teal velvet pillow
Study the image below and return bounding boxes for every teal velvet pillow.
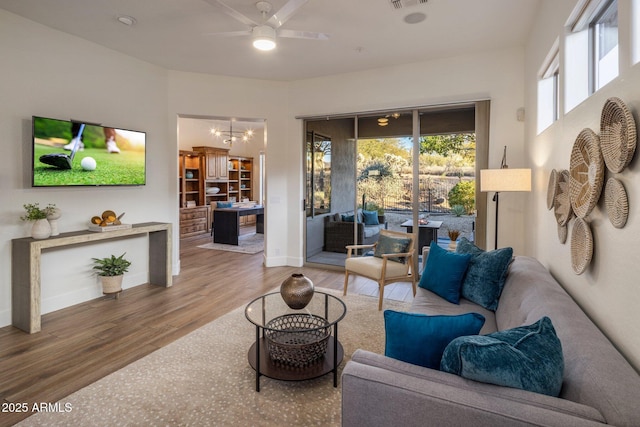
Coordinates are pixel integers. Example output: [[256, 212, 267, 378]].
[[384, 310, 485, 369], [440, 316, 564, 396], [362, 210, 380, 225], [216, 202, 233, 208], [456, 238, 513, 311], [418, 242, 472, 304], [374, 233, 411, 264], [341, 214, 357, 222]]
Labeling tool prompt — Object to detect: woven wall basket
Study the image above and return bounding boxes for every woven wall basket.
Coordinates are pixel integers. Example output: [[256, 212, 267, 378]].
[[571, 217, 593, 275], [554, 169, 574, 226], [604, 177, 629, 229], [547, 169, 559, 210], [557, 223, 568, 244], [569, 128, 604, 218], [600, 97, 637, 173]]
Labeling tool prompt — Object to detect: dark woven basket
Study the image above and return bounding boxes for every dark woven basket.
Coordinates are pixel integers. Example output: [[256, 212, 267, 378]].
[[265, 313, 330, 367]]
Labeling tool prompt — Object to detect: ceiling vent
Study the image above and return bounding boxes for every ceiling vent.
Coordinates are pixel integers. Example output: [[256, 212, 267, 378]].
[[390, 0, 428, 10]]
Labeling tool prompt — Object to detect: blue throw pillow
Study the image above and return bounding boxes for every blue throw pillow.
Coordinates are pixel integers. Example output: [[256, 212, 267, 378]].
[[362, 210, 380, 225], [384, 310, 485, 369], [440, 316, 564, 396], [455, 238, 513, 311], [374, 233, 411, 264], [216, 202, 233, 208], [341, 214, 356, 222], [418, 242, 472, 304]]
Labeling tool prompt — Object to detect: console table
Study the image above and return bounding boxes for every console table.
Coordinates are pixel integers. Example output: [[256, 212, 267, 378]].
[[11, 222, 172, 334]]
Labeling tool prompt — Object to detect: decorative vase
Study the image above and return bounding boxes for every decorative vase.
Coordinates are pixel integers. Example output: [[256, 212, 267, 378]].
[[31, 218, 51, 240], [101, 275, 123, 296], [448, 241, 457, 251], [185, 171, 194, 179], [47, 207, 62, 236], [280, 273, 314, 310]]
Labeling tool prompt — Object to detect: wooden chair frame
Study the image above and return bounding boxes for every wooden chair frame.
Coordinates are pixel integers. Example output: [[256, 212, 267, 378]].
[[343, 229, 417, 310]]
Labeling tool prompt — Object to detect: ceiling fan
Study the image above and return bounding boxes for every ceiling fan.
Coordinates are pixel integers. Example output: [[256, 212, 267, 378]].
[[206, 0, 329, 51]]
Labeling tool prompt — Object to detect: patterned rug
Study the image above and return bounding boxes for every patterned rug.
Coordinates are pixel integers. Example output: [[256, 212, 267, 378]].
[[17, 289, 410, 426], [198, 232, 264, 254]]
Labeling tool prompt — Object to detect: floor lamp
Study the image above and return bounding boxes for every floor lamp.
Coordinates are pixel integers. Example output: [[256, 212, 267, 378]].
[[480, 148, 531, 250]]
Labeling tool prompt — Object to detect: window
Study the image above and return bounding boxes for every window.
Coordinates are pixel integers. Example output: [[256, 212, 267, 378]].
[[537, 44, 560, 133], [632, 0, 640, 65], [591, 0, 618, 90], [565, 0, 618, 112]]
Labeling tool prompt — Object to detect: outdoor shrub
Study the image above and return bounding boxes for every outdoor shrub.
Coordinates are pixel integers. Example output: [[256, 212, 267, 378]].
[[448, 181, 475, 214], [451, 204, 466, 217]]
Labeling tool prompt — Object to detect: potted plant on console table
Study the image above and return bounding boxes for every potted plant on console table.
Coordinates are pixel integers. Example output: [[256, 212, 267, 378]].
[[20, 202, 57, 240], [91, 253, 131, 298]]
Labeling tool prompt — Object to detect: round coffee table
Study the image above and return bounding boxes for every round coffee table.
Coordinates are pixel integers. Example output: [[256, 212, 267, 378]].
[[245, 290, 347, 392]]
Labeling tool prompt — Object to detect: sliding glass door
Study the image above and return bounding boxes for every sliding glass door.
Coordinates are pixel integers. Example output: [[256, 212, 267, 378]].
[[303, 102, 487, 268]]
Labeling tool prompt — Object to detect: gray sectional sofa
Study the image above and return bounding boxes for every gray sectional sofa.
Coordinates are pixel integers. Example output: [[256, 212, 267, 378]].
[[341, 256, 640, 426]]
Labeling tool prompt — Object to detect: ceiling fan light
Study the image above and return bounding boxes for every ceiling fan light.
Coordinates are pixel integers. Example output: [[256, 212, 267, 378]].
[[253, 25, 276, 51]]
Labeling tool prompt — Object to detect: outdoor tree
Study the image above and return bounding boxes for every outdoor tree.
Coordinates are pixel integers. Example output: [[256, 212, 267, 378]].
[[419, 133, 476, 162]]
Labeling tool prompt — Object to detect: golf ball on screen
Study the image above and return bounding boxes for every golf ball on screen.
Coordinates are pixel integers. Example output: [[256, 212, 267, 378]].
[[81, 157, 97, 171]]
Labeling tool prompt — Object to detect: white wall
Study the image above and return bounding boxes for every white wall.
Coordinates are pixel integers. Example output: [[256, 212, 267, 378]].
[[525, 0, 640, 370], [289, 47, 529, 255], [166, 71, 293, 266], [0, 10, 174, 325], [0, 8, 528, 329]]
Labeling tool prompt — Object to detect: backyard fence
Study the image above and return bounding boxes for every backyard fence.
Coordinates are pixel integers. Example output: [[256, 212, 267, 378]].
[[364, 175, 474, 213]]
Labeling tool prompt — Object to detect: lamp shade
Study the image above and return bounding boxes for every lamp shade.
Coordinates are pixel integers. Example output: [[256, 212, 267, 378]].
[[480, 168, 532, 192]]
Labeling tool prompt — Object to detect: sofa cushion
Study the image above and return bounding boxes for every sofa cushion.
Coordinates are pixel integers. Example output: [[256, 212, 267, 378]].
[[345, 256, 409, 278], [456, 237, 513, 311], [411, 288, 498, 334], [419, 242, 471, 304], [342, 213, 357, 222], [440, 316, 564, 397], [363, 224, 382, 238], [384, 310, 485, 369], [362, 210, 379, 225], [374, 233, 411, 264]]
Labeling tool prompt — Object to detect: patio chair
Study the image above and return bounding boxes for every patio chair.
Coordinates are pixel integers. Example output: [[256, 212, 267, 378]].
[[343, 229, 417, 310]]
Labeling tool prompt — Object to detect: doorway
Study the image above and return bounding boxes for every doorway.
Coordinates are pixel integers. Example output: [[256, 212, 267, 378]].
[[177, 115, 266, 246]]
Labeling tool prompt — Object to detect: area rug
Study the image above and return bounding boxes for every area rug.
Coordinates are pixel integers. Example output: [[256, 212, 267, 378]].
[[17, 289, 410, 426], [198, 232, 264, 254]]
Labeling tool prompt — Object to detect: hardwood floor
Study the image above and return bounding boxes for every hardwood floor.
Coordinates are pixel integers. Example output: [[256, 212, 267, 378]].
[[0, 231, 414, 426]]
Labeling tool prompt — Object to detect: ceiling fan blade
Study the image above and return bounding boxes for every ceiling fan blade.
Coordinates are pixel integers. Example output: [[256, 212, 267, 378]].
[[207, 0, 258, 27], [266, 0, 309, 29], [204, 30, 252, 37], [277, 29, 329, 40]]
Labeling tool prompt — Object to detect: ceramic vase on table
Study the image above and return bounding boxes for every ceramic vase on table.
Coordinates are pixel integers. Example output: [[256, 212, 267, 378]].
[[31, 218, 51, 240], [280, 273, 314, 309], [47, 207, 62, 236]]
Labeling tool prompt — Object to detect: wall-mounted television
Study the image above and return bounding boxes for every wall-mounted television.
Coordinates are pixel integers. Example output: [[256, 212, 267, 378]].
[[32, 116, 146, 187]]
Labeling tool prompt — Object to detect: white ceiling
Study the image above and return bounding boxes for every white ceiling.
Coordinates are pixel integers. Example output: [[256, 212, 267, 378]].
[[0, 0, 540, 82]]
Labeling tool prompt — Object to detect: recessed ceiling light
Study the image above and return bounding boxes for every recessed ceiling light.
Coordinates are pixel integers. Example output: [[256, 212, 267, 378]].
[[117, 15, 137, 26], [404, 12, 426, 24]]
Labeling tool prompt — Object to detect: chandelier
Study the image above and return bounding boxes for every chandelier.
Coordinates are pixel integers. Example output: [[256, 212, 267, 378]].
[[209, 121, 254, 146]]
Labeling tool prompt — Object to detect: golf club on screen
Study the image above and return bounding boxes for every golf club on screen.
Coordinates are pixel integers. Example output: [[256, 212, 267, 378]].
[[39, 123, 85, 170]]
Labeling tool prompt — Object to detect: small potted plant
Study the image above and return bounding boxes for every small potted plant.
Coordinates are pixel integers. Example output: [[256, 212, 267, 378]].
[[91, 253, 131, 297], [21, 203, 56, 239], [447, 229, 461, 251]]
